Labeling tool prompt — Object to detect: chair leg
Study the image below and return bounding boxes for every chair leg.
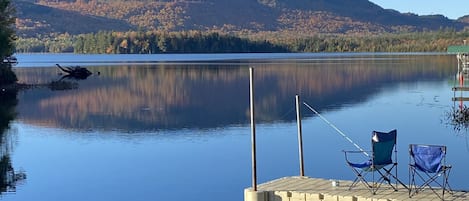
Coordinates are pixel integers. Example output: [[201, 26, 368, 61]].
[[409, 166, 418, 198], [378, 165, 407, 192], [349, 177, 359, 190], [347, 168, 375, 194], [348, 164, 407, 195], [442, 167, 454, 200], [409, 168, 453, 200]]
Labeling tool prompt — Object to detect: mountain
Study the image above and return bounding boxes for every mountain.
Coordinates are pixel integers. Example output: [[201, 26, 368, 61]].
[[458, 15, 469, 24], [265, 0, 458, 27], [14, 0, 468, 37], [14, 0, 134, 37]]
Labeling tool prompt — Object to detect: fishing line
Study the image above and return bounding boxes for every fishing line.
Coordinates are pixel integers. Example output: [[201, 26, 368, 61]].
[[280, 107, 296, 120], [302, 101, 369, 157]]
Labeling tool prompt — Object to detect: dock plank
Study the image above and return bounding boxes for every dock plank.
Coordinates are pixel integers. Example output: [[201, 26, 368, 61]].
[[452, 86, 469, 91], [245, 177, 468, 201]]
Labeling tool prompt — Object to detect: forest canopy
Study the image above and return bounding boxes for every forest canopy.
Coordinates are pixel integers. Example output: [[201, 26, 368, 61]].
[[14, 29, 469, 54], [72, 31, 289, 54]]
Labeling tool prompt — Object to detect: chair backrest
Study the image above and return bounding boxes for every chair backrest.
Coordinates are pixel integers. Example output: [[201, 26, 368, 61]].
[[371, 129, 397, 166], [410, 144, 446, 173]]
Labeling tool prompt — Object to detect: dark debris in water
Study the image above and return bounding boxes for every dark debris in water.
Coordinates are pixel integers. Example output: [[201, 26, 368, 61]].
[[445, 105, 469, 132], [0, 81, 79, 92]]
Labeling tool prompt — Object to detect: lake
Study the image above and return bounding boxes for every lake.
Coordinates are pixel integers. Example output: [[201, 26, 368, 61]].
[[0, 53, 467, 201]]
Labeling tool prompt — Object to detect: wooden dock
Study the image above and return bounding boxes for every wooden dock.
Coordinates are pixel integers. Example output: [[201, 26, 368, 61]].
[[244, 176, 469, 201], [452, 86, 469, 91]]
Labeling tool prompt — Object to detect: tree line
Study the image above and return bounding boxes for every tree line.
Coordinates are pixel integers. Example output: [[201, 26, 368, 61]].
[[285, 30, 469, 52], [73, 31, 289, 53], [14, 29, 469, 54], [16, 31, 289, 53]]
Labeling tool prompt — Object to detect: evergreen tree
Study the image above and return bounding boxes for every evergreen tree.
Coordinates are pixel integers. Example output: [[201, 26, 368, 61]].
[[0, 0, 17, 86], [0, 0, 15, 58]]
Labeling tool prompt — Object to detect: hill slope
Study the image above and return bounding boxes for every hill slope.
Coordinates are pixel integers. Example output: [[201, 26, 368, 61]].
[[14, 0, 134, 37], [14, 0, 468, 37]]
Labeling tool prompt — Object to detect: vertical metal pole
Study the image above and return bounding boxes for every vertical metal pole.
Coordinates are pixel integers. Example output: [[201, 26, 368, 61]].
[[249, 67, 257, 191], [296, 95, 305, 176]]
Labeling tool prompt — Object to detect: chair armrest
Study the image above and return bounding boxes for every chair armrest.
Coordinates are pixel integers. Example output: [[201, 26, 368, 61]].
[[342, 150, 371, 153], [343, 150, 371, 163]]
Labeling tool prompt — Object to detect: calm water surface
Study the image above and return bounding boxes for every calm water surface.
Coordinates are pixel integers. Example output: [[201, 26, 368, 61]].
[[0, 53, 467, 201]]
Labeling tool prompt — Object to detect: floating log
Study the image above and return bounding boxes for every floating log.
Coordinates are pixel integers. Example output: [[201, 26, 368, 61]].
[[56, 64, 92, 80]]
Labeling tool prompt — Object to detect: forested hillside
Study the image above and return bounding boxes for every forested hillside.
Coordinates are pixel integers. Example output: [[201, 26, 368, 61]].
[[14, 0, 134, 37], [11, 0, 469, 53], [14, 0, 469, 37]]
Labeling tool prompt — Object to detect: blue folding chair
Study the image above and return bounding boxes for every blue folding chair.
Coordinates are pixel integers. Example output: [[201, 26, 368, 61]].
[[344, 129, 407, 194], [409, 144, 453, 200]]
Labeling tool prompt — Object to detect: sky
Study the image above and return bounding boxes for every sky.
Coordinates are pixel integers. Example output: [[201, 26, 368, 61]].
[[370, 0, 468, 19]]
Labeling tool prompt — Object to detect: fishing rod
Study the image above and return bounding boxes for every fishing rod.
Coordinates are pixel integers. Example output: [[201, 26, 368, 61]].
[[302, 101, 369, 157]]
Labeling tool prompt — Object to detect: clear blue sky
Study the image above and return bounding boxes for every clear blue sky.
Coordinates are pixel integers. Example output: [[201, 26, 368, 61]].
[[370, 0, 468, 19]]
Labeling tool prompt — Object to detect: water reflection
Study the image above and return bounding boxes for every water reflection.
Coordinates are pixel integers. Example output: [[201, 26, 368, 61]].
[[10, 54, 469, 200], [0, 88, 26, 193], [14, 55, 454, 132], [449, 67, 469, 132]]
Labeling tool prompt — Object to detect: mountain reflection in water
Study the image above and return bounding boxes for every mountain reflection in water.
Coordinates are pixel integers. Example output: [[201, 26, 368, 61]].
[[13, 54, 454, 132]]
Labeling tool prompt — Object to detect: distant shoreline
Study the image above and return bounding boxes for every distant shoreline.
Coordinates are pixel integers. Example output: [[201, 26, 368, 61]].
[[12, 52, 452, 68]]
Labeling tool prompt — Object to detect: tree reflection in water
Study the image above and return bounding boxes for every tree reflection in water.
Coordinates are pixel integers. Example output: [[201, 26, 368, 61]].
[[446, 106, 469, 132], [447, 70, 469, 133], [14, 55, 456, 131], [0, 89, 26, 193]]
